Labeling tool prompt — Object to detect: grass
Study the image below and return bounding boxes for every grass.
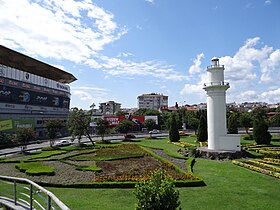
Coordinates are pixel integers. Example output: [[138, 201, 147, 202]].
[[77, 165, 103, 172], [48, 158, 280, 210], [2, 135, 279, 209], [129, 137, 185, 158], [25, 150, 68, 160], [15, 161, 55, 175]]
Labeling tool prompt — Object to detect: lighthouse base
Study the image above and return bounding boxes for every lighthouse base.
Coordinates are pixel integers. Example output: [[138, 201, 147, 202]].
[[196, 147, 243, 160]]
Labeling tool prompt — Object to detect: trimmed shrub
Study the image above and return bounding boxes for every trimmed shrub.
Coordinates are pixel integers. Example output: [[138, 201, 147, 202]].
[[253, 116, 272, 145], [169, 114, 180, 142], [197, 113, 207, 142]]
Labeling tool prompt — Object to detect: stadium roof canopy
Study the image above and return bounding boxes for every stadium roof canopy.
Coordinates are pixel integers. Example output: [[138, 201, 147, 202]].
[[0, 45, 77, 83]]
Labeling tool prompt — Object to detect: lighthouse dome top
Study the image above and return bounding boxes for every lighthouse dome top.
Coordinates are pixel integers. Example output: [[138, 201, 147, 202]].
[[211, 57, 219, 61], [211, 57, 220, 66]]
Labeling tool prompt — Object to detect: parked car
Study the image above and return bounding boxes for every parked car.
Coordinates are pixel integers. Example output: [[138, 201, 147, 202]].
[[54, 140, 71, 147], [149, 129, 160, 134]]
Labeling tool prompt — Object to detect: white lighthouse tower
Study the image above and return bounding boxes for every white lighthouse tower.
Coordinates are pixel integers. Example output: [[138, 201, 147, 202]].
[[203, 57, 240, 151]]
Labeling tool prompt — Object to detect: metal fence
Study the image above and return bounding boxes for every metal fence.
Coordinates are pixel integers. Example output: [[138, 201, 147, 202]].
[[0, 175, 70, 210]]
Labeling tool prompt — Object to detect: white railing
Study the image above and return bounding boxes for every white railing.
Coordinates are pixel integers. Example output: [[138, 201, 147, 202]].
[[203, 81, 229, 87], [207, 64, 224, 69], [0, 175, 70, 210]]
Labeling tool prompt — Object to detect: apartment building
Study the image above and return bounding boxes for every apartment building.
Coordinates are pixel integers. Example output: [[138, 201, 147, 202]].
[[137, 93, 168, 110]]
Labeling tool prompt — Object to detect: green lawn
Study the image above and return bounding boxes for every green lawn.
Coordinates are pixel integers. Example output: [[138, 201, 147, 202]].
[[2, 135, 279, 209], [48, 158, 280, 210]]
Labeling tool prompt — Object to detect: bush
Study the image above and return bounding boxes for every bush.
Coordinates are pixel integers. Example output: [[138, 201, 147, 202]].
[[134, 169, 181, 210], [253, 116, 272, 144]]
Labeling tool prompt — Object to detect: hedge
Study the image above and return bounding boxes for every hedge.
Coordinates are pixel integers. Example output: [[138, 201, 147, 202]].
[[34, 179, 206, 189], [232, 160, 280, 179], [243, 160, 280, 173]]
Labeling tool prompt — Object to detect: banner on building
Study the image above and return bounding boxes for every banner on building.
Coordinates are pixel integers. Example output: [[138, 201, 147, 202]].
[[0, 120, 13, 131], [103, 115, 145, 126]]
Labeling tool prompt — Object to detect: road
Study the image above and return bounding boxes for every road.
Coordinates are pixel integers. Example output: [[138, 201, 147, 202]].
[[0, 133, 169, 157]]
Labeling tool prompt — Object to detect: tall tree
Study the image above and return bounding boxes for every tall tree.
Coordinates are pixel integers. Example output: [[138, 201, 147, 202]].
[[253, 115, 272, 145], [16, 128, 35, 152], [188, 117, 200, 134], [67, 107, 95, 146], [46, 119, 63, 147], [228, 112, 238, 134], [239, 112, 253, 134], [197, 112, 207, 142], [95, 118, 109, 142], [169, 114, 180, 142]]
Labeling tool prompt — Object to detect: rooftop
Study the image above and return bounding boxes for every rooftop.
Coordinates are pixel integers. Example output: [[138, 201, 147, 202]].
[[0, 45, 77, 83]]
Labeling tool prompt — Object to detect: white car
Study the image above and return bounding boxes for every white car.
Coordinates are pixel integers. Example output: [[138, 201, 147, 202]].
[[55, 140, 71, 147], [149, 129, 160, 134]]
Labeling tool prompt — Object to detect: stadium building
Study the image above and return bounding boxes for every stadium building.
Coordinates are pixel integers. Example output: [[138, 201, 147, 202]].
[[0, 45, 76, 138]]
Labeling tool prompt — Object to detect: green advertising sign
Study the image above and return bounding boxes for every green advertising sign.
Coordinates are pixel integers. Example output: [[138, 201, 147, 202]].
[[0, 120, 13, 131]]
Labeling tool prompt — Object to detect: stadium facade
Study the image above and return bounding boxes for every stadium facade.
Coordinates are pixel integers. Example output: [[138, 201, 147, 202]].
[[0, 45, 76, 138]]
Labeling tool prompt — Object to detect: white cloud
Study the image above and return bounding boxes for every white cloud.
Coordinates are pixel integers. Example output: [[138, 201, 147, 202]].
[[265, 0, 272, 5], [260, 49, 280, 82], [260, 88, 280, 103], [100, 57, 188, 81], [71, 86, 111, 105], [188, 53, 204, 74], [219, 37, 279, 85], [0, 0, 127, 63], [181, 37, 280, 104], [145, 0, 155, 4], [0, 0, 187, 82]]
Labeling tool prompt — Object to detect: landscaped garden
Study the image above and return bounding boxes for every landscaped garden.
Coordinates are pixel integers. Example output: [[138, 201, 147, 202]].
[[1, 135, 280, 210]]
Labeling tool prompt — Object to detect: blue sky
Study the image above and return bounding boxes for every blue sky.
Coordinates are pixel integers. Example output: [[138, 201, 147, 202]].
[[0, 0, 280, 109]]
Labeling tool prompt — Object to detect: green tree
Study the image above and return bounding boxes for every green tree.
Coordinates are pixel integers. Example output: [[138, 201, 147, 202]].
[[169, 114, 180, 142], [134, 169, 181, 210], [197, 112, 207, 142], [95, 118, 109, 142], [67, 107, 95, 146], [46, 119, 63, 147], [253, 115, 272, 145], [115, 119, 133, 137], [271, 112, 280, 127], [16, 128, 36, 152], [188, 117, 200, 134], [239, 112, 253, 134], [144, 119, 156, 132], [228, 112, 238, 134], [144, 119, 157, 137]]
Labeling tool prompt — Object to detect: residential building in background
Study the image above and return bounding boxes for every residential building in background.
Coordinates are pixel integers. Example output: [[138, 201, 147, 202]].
[[0, 45, 76, 138], [99, 101, 121, 115], [137, 93, 168, 110]]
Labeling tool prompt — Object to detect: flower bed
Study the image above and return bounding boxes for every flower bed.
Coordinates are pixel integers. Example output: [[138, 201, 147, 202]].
[[0, 143, 204, 187]]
